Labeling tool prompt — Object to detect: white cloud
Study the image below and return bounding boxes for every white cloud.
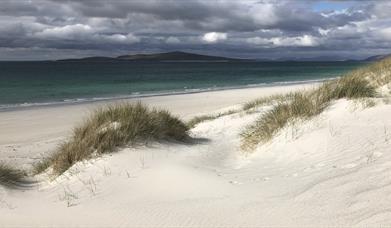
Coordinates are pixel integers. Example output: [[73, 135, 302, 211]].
[[246, 37, 271, 45], [98, 33, 140, 44], [274, 35, 319, 47], [35, 24, 140, 44], [165, 36, 180, 44], [34, 24, 93, 39], [247, 35, 320, 47], [372, 2, 391, 19], [318, 28, 330, 36], [377, 27, 391, 40], [249, 3, 278, 26], [202, 32, 227, 43]]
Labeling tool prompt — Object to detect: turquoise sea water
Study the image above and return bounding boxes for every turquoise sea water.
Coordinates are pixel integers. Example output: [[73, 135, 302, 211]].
[[0, 61, 367, 109]]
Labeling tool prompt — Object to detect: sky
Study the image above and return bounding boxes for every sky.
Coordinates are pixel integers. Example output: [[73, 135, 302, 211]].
[[0, 0, 391, 60]]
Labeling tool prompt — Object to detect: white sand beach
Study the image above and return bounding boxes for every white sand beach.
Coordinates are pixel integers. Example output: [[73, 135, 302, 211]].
[[3, 0, 391, 226], [1, 82, 391, 226]]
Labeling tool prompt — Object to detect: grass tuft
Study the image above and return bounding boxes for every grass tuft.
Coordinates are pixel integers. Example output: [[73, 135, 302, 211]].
[[0, 163, 25, 188], [354, 98, 377, 109], [241, 59, 385, 151], [241, 92, 328, 150], [32, 158, 53, 175], [186, 110, 237, 128], [315, 76, 377, 102], [242, 93, 293, 111], [38, 102, 189, 175]]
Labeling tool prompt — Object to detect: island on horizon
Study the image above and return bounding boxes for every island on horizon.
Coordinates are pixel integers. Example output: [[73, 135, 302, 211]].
[[56, 51, 248, 62], [55, 51, 391, 62]]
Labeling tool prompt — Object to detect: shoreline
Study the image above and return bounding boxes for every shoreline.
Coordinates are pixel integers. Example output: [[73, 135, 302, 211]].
[[0, 78, 330, 112]]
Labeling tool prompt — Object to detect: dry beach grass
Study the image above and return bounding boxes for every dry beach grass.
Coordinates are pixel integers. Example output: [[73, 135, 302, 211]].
[[241, 58, 391, 150], [35, 102, 189, 175], [186, 109, 237, 128]]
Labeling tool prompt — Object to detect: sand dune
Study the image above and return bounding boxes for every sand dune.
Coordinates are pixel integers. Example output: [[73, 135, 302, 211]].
[[1, 83, 391, 226]]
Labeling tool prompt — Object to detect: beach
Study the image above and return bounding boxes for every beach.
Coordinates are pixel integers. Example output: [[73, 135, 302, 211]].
[[1, 81, 391, 226], [3, 0, 391, 226]]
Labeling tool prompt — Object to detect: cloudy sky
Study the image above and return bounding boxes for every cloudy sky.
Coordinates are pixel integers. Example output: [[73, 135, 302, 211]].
[[1, 0, 391, 60]]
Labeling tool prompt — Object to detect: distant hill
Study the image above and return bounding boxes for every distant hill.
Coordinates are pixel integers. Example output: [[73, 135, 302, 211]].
[[57, 52, 391, 62], [117, 51, 237, 61], [58, 56, 119, 62], [275, 56, 350, 62], [57, 51, 243, 62], [279, 54, 391, 62], [365, 54, 391, 61]]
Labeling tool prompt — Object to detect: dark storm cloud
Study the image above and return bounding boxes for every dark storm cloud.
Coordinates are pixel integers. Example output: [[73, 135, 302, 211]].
[[0, 0, 390, 60], [45, 0, 368, 32]]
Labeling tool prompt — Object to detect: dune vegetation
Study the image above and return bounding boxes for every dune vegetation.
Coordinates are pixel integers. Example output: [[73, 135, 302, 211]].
[[186, 109, 237, 128], [241, 58, 391, 151], [242, 93, 293, 111], [0, 163, 25, 188], [36, 102, 190, 175]]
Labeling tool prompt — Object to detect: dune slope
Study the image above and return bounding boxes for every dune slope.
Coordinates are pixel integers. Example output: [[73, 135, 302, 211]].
[[1, 97, 391, 226]]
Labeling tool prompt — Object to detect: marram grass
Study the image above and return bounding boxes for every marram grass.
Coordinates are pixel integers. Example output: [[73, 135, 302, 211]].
[[38, 102, 189, 175], [186, 109, 237, 128], [242, 93, 294, 111], [241, 58, 388, 151]]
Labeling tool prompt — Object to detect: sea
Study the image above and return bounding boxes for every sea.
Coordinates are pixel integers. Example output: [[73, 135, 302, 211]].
[[0, 61, 367, 110]]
